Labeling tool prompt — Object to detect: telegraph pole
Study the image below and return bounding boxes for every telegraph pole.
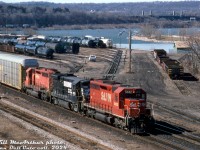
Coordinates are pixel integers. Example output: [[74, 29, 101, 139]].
[[129, 30, 132, 73]]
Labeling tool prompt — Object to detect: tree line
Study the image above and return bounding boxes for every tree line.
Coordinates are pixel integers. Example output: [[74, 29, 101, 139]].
[[1, 2, 200, 29]]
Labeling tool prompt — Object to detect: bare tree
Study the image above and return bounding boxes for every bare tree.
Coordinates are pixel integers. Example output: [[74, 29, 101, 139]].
[[187, 33, 200, 74], [140, 24, 156, 38], [179, 28, 187, 41]]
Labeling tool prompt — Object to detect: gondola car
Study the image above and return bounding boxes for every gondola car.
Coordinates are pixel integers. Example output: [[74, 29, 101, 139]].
[[162, 59, 184, 79], [153, 49, 184, 79]]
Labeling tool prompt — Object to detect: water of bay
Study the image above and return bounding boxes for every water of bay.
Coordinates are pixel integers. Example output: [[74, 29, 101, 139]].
[[16, 28, 193, 53]]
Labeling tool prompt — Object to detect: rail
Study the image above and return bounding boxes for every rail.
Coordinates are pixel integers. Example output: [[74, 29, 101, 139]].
[[103, 49, 122, 80]]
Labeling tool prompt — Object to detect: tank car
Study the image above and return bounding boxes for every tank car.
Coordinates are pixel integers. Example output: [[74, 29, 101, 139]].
[[45, 42, 66, 53], [25, 45, 37, 55], [26, 40, 37, 46], [100, 38, 113, 48], [36, 46, 54, 59], [14, 44, 26, 54], [84, 80, 155, 133]]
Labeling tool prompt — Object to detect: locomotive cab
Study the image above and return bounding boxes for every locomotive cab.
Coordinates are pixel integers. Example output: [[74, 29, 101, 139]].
[[124, 88, 147, 118]]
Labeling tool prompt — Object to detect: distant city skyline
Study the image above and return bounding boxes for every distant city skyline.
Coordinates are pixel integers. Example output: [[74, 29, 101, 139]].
[[1, 0, 188, 4]]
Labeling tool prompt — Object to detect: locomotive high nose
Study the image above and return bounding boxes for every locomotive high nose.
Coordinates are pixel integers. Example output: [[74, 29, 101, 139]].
[[125, 98, 146, 118]]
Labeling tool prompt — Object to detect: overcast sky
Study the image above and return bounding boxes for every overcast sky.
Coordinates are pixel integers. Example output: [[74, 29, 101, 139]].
[[2, 0, 186, 4]]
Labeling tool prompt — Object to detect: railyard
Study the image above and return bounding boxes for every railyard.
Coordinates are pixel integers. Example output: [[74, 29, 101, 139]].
[[0, 46, 200, 150]]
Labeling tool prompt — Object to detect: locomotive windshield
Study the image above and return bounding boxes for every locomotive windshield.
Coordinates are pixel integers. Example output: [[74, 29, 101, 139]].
[[124, 89, 146, 100]]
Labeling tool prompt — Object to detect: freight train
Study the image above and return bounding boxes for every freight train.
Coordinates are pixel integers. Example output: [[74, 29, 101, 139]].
[[153, 49, 184, 79], [0, 53, 155, 134], [0, 43, 54, 59], [0, 35, 80, 59]]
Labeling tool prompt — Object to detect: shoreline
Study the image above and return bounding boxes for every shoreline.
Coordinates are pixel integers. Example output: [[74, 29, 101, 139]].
[[133, 35, 174, 43]]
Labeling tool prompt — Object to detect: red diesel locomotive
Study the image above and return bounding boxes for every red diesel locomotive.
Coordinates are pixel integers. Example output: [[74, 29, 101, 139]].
[[23, 68, 154, 133], [0, 53, 154, 133], [85, 80, 154, 133]]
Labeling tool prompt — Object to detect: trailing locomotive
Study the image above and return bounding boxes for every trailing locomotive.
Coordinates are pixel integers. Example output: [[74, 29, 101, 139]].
[[153, 49, 184, 79], [0, 54, 155, 134]]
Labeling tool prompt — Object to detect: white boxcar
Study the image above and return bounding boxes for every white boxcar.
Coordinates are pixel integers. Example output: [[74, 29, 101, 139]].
[[0, 54, 39, 90]]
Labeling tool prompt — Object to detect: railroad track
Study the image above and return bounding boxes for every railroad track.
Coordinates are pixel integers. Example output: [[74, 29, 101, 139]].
[[174, 80, 191, 95], [147, 101, 200, 149], [155, 122, 200, 145], [150, 101, 200, 125], [0, 99, 116, 150], [103, 49, 123, 80], [1, 84, 200, 150]]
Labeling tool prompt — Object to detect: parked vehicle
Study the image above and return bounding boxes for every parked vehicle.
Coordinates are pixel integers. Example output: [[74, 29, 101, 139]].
[[89, 55, 96, 62]]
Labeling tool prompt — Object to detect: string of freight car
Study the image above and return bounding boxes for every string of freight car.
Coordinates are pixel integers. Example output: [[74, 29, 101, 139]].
[[153, 49, 184, 80], [0, 53, 155, 134]]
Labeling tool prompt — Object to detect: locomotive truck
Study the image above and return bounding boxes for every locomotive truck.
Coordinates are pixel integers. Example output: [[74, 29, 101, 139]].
[[0, 53, 155, 133]]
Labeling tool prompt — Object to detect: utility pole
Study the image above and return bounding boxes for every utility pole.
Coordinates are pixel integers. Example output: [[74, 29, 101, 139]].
[[129, 30, 132, 73]]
